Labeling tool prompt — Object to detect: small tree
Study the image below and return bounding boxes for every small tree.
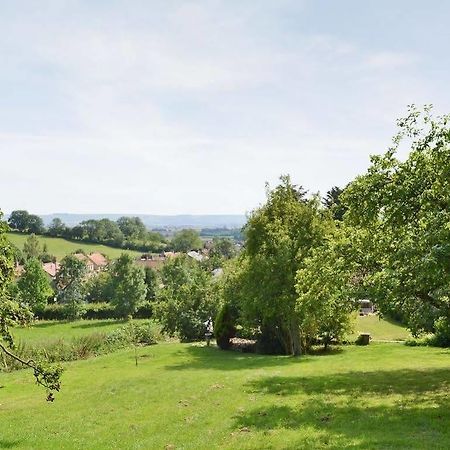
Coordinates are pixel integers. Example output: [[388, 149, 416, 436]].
[[110, 254, 147, 318], [18, 258, 53, 313], [155, 256, 219, 341], [56, 255, 87, 320], [23, 234, 41, 260], [215, 302, 237, 350]]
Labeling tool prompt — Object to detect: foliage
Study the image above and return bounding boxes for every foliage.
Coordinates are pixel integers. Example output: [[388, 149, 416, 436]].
[[55, 255, 87, 320], [235, 176, 332, 355], [171, 229, 202, 252], [47, 218, 67, 237], [144, 266, 158, 301], [37, 301, 153, 321], [342, 105, 450, 342], [296, 227, 359, 349], [2, 321, 158, 372], [8, 210, 44, 234], [85, 270, 114, 303], [23, 233, 42, 260], [110, 254, 147, 318], [0, 211, 62, 400], [117, 216, 147, 240], [323, 186, 347, 221], [214, 302, 237, 350], [155, 255, 219, 341], [17, 258, 54, 312], [210, 237, 236, 259]]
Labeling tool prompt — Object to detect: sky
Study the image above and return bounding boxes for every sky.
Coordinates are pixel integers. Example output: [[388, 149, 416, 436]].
[[1, 0, 449, 215]]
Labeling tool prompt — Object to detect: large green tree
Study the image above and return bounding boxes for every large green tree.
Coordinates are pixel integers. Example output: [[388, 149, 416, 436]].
[[8, 210, 45, 234], [238, 176, 332, 355], [342, 106, 450, 343]]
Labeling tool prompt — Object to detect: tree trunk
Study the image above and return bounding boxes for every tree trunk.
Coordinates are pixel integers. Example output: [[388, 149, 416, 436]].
[[290, 318, 302, 356]]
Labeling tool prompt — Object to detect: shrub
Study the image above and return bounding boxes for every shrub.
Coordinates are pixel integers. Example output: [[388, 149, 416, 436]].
[[215, 303, 237, 350], [36, 302, 154, 321], [1, 321, 158, 372]]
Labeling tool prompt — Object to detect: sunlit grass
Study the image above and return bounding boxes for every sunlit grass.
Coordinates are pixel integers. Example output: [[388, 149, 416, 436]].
[[7, 232, 141, 260], [1, 338, 448, 449]]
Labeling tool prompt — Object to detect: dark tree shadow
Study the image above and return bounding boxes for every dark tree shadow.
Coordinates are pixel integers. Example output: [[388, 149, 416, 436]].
[[234, 367, 450, 449], [165, 345, 315, 371], [244, 367, 450, 397]]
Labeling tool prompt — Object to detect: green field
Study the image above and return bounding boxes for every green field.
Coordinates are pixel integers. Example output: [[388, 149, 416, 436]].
[[351, 314, 412, 342], [10, 319, 143, 345], [7, 232, 141, 260], [1, 321, 449, 449]]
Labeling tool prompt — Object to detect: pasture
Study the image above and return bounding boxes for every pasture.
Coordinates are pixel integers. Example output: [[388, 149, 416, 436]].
[[350, 314, 412, 342], [6, 232, 141, 260], [0, 320, 448, 449]]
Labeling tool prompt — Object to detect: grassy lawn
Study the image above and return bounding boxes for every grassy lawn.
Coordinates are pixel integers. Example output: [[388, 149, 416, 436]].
[[7, 232, 141, 260], [350, 314, 412, 342], [0, 340, 448, 449], [10, 319, 144, 345]]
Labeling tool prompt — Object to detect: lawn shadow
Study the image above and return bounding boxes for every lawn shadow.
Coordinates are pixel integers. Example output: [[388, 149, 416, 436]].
[[165, 345, 316, 371], [245, 367, 450, 397], [234, 367, 450, 448], [71, 320, 127, 330], [0, 440, 22, 449]]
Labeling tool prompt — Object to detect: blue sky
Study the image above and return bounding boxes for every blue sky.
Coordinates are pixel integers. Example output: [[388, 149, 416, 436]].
[[1, 0, 449, 214]]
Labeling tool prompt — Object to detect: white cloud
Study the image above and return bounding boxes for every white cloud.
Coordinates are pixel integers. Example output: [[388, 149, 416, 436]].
[[0, 1, 448, 214]]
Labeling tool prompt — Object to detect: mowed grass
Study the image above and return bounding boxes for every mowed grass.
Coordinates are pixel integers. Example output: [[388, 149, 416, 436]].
[[350, 314, 412, 342], [7, 232, 141, 260], [0, 340, 449, 449], [11, 319, 146, 345]]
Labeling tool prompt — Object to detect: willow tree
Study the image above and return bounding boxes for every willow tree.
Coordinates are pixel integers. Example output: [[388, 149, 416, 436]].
[[240, 176, 332, 355]]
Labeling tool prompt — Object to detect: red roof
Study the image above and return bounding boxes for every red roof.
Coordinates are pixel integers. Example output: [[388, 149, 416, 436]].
[[42, 262, 60, 278], [88, 252, 108, 267]]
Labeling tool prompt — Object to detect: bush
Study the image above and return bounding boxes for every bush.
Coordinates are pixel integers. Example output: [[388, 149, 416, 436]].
[[1, 321, 158, 372], [430, 317, 450, 347], [36, 302, 154, 321], [215, 303, 237, 350]]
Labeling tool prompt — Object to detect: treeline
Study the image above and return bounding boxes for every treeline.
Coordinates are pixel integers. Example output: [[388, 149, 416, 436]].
[[199, 227, 244, 241], [6, 213, 211, 253]]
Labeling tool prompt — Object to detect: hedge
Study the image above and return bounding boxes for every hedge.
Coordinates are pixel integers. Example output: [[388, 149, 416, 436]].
[[36, 302, 153, 321]]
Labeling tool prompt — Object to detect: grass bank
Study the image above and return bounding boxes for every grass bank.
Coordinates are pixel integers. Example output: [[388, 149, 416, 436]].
[[7, 232, 141, 260], [0, 342, 448, 449]]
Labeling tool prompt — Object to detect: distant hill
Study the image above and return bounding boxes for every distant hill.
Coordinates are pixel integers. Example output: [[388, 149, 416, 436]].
[[37, 214, 247, 229]]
